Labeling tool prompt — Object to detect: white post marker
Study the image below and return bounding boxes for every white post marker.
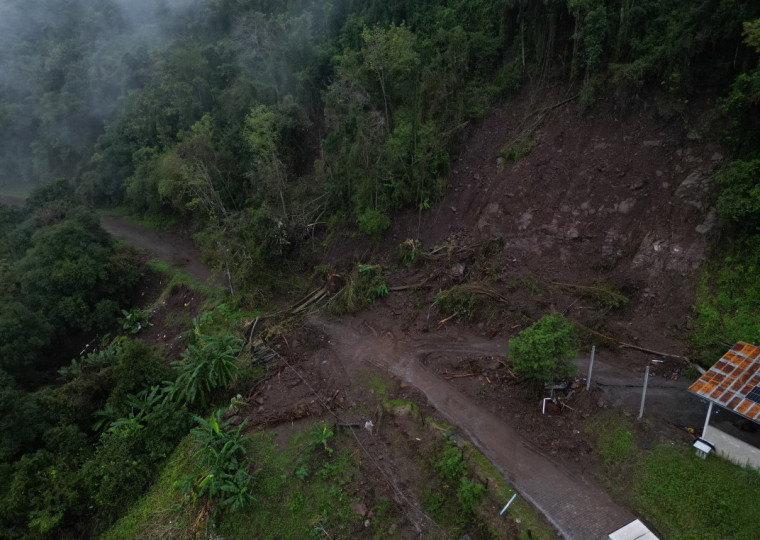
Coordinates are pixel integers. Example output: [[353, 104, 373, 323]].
[[500, 493, 518, 515]]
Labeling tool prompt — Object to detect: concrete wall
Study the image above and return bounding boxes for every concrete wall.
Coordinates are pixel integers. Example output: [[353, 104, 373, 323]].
[[703, 424, 760, 470]]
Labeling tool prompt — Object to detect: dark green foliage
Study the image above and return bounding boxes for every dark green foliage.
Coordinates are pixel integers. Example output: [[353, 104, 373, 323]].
[[108, 339, 172, 417], [0, 301, 53, 375], [15, 207, 116, 331], [4, 449, 86, 536], [509, 312, 579, 384], [357, 209, 391, 243], [692, 238, 760, 364], [84, 400, 191, 525], [715, 160, 760, 228], [0, 371, 48, 463]]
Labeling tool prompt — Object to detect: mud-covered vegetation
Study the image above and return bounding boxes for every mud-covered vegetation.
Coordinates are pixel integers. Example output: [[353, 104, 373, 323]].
[[2, 0, 760, 537]]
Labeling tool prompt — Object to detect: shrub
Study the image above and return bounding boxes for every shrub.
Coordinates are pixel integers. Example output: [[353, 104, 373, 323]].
[[357, 209, 390, 243], [509, 312, 579, 384], [435, 444, 466, 486], [457, 477, 486, 515], [118, 307, 153, 334], [169, 327, 243, 407], [715, 160, 760, 230]]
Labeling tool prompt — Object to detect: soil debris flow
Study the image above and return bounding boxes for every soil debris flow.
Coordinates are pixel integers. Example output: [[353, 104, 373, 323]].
[[314, 315, 635, 539]]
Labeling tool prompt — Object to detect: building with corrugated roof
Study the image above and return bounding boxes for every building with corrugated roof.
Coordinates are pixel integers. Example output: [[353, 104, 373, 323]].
[[688, 342, 760, 469]]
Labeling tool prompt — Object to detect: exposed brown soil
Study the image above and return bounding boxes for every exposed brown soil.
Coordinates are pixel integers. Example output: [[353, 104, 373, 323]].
[[252, 90, 719, 536], [82, 88, 720, 537]]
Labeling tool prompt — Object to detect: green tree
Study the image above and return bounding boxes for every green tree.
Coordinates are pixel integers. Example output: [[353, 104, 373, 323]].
[[15, 208, 115, 331], [361, 23, 419, 131], [509, 312, 579, 385]]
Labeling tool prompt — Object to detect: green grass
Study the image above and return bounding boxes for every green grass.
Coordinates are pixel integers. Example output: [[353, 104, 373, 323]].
[[219, 428, 360, 539], [586, 410, 760, 539], [102, 435, 196, 540], [104, 422, 363, 540], [585, 411, 635, 466], [146, 259, 224, 304], [499, 136, 535, 163], [633, 446, 760, 539]]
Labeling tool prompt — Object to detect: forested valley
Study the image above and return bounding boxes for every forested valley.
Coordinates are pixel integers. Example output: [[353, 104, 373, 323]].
[[2, 0, 760, 538]]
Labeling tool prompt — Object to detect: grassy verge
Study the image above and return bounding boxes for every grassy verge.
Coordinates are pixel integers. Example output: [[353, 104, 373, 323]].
[[586, 411, 760, 539], [221, 427, 360, 539], [103, 435, 197, 540], [146, 258, 225, 305], [98, 205, 179, 230], [691, 236, 760, 365]]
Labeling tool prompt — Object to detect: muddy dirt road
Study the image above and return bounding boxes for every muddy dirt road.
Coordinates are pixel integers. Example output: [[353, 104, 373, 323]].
[[313, 315, 636, 539], [99, 215, 215, 283]]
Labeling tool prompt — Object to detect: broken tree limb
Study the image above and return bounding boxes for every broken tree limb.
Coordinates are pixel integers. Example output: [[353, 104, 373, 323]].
[[574, 322, 690, 361], [437, 312, 459, 327], [618, 343, 689, 360]]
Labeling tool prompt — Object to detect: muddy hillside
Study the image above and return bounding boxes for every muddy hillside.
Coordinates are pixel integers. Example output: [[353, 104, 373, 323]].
[[371, 92, 719, 359]]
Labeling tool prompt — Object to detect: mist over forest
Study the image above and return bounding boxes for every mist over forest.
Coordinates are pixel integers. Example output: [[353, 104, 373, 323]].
[[1, 0, 760, 537]]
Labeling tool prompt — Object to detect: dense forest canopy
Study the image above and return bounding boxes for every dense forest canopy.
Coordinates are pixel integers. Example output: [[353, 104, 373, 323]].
[[1, 0, 760, 537]]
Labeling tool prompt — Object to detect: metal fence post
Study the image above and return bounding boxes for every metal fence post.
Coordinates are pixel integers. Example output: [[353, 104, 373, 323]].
[[586, 345, 595, 391], [639, 365, 650, 420]]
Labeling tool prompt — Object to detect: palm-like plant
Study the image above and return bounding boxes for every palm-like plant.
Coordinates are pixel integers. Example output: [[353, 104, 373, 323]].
[[169, 328, 243, 407], [179, 409, 253, 514]]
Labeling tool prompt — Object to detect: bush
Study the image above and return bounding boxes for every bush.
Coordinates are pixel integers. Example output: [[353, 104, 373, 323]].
[[509, 312, 579, 384], [357, 209, 390, 244], [169, 327, 243, 407], [109, 339, 171, 417]]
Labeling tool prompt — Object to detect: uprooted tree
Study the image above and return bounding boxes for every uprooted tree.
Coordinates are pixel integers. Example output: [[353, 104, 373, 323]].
[[509, 312, 579, 387]]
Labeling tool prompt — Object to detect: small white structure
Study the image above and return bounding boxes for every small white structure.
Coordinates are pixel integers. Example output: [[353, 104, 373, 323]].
[[608, 519, 659, 540], [688, 342, 760, 469]]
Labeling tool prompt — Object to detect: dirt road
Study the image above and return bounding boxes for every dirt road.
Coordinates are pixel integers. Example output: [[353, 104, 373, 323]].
[[99, 215, 215, 283], [314, 315, 636, 539]]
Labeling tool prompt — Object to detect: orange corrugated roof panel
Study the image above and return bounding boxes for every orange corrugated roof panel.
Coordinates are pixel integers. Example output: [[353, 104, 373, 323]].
[[688, 342, 760, 423]]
